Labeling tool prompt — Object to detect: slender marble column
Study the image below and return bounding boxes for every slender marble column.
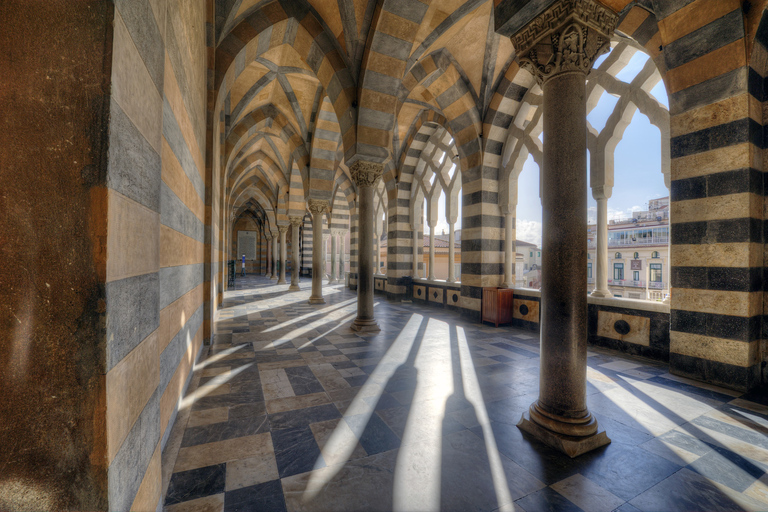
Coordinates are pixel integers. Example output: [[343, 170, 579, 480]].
[[502, 0, 616, 457], [447, 222, 456, 283], [591, 189, 611, 297], [350, 161, 382, 332], [277, 226, 288, 284], [265, 233, 273, 278], [308, 200, 329, 304], [329, 231, 338, 284], [289, 217, 302, 291], [270, 231, 279, 280], [412, 224, 420, 278], [501, 211, 515, 288], [427, 224, 436, 281], [322, 234, 329, 279], [375, 227, 381, 275], [339, 231, 346, 280]]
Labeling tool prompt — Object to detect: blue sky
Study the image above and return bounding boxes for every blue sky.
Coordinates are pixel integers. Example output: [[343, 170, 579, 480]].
[[514, 50, 669, 247]]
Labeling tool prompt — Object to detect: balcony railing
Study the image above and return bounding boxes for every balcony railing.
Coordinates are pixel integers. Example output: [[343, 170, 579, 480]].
[[607, 279, 665, 289]]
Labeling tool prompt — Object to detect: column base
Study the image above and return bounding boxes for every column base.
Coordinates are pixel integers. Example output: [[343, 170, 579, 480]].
[[277, 278, 287, 284], [289, 284, 300, 291], [499, 282, 510, 289], [329, 279, 338, 285], [308, 295, 325, 304], [590, 289, 612, 298], [350, 317, 380, 333], [517, 404, 610, 458], [270, 276, 278, 281]]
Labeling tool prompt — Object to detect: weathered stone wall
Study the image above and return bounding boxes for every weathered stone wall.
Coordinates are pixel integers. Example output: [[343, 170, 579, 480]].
[[0, 2, 113, 510]]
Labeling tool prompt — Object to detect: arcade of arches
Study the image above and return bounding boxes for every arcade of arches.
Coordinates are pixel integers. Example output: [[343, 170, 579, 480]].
[[2, 0, 768, 510]]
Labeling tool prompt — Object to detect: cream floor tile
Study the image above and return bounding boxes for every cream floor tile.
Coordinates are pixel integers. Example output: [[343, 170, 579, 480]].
[[551, 474, 625, 512], [266, 392, 331, 414], [187, 407, 228, 428], [173, 433, 273, 472], [164, 493, 224, 512]]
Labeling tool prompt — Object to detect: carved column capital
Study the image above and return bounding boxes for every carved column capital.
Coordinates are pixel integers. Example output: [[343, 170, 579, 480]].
[[350, 161, 384, 188], [511, 0, 617, 85], [264, 232, 273, 241], [289, 216, 303, 227], [307, 198, 329, 215], [278, 225, 288, 234]]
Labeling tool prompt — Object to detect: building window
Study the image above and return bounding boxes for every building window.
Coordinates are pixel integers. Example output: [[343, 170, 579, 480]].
[[650, 263, 662, 282], [614, 263, 624, 280], [615, 252, 622, 259], [587, 253, 591, 259], [587, 262, 592, 278], [537, 251, 540, 257], [633, 270, 639, 281], [633, 252, 639, 259], [530, 251, 533, 257], [651, 251, 660, 258]]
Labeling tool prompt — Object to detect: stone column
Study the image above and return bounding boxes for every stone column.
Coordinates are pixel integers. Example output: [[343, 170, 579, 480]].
[[289, 216, 302, 291], [501, 0, 616, 457], [427, 223, 436, 281], [270, 231, 279, 280], [308, 199, 329, 304], [412, 223, 420, 279], [265, 233, 273, 278], [591, 187, 612, 297], [447, 222, 457, 283], [350, 161, 383, 332], [329, 231, 338, 284], [339, 231, 346, 280], [322, 233, 329, 279], [374, 223, 382, 275], [501, 211, 515, 288], [277, 225, 288, 284]]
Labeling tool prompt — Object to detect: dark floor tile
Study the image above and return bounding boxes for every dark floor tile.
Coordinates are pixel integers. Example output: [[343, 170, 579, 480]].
[[228, 402, 267, 420], [687, 445, 767, 492], [284, 365, 324, 395], [268, 403, 341, 430], [224, 479, 287, 512], [331, 360, 357, 369], [629, 467, 765, 512], [345, 375, 369, 387], [165, 463, 226, 505], [514, 486, 584, 512], [345, 412, 401, 455], [491, 354, 515, 363], [181, 415, 270, 447], [739, 387, 768, 406], [271, 425, 325, 478], [579, 445, 681, 501]]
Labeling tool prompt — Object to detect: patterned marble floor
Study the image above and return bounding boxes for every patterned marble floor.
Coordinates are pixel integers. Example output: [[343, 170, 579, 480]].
[[160, 274, 768, 512]]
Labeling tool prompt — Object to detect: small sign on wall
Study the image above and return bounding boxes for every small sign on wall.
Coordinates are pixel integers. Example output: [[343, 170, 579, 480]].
[[631, 260, 642, 270]]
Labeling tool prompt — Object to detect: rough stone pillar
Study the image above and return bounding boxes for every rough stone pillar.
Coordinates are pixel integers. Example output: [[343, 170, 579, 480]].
[[289, 217, 302, 291], [350, 161, 383, 332], [329, 231, 338, 284], [501, 211, 515, 288], [277, 226, 288, 284], [271, 230, 279, 280], [308, 200, 329, 304], [448, 222, 457, 283], [265, 233, 273, 278], [500, 0, 617, 457], [591, 188, 612, 297]]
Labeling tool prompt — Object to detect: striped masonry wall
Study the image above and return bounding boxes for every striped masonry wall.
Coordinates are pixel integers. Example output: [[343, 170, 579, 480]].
[[104, 1, 208, 510]]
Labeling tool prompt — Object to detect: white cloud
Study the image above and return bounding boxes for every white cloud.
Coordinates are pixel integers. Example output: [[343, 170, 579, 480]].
[[516, 219, 542, 247]]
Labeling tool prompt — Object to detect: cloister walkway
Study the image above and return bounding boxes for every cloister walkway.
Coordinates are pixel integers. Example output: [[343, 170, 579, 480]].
[[159, 275, 768, 512]]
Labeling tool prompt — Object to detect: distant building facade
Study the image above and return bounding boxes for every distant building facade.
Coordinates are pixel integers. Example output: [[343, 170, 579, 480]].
[[588, 197, 670, 300]]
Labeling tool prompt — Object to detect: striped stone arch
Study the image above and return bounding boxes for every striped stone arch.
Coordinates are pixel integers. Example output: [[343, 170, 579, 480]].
[[224, 105, 309, 186], [214, 12, 356, 158], [309, 96, 342, 201], [228, 153, 288, 204]]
